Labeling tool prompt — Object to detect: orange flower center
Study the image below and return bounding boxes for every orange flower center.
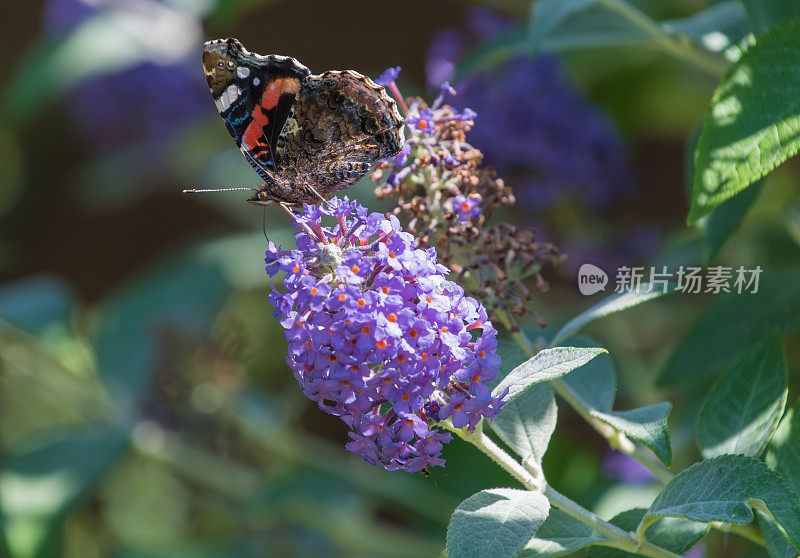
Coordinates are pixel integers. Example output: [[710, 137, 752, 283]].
[[376, 339, 387, 349], [310, 287, 318, 295], [351, 265, 360, 274], [362, 326, 371, 334], [387, 313, 397, 323]]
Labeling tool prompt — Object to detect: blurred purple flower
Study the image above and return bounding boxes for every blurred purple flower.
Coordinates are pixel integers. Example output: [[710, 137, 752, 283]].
[[42, 0, 95, 35], [602, 450, 657, 485], [375, 66, 401, 87], [683, 544, 705, 558], [42, 0, 210, 155], [426, 7, 634, 211], [266, 198, 505, 473], [66, 62, 209, 155]]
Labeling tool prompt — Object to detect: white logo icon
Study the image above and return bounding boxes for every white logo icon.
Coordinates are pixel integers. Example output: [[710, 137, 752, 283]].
[[578, 263, 608, 295]]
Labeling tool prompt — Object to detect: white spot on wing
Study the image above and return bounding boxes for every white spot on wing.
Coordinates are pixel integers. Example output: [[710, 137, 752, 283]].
[[253, 77, 260, 86], [217, 84, 240, 112], [237, 66, 250, 79]]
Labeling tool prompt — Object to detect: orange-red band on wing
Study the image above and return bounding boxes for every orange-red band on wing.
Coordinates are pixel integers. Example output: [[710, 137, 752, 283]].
[[242, 77, 301, 154]]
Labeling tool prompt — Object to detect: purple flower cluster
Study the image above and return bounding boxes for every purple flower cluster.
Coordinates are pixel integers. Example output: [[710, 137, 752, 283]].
[[266, 198, 505, 473], [427, 7, 633, 211]]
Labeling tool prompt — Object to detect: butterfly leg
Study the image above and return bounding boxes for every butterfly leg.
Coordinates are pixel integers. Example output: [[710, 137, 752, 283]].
[[305, 185, 331, 207], [278, 202, 298, 221]]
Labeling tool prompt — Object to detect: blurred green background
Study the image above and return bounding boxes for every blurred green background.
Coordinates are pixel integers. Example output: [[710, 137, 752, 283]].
[[1, 1, 799, 557]]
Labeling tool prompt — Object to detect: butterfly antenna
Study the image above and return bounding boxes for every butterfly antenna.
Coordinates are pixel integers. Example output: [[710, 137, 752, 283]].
[[182, 187, 256, 193]]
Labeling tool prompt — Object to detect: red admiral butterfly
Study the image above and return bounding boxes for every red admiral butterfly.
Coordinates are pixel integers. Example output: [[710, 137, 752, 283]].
[[196, 38, 405, 206]]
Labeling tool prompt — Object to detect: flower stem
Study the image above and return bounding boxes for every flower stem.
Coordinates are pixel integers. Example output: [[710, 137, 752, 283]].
[[444, 422, 682, 558], [598, 0, 729, 78]]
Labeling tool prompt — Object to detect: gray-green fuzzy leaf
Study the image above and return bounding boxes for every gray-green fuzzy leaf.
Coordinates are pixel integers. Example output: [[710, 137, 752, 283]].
[[588, 508, 707, 557], [643, 455, 800, 551], [555, 335, 617, 413], [446, 488, 549, 558], [697, 330, 788, 458], [518, 508, 609, 557], [592, 403, 673, 466], [489, 383, 557, 464], [491, 347, 606, 403]]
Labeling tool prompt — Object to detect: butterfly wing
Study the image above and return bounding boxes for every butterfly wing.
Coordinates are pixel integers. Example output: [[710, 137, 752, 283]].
[[202, 38, 310, 181], [273, 70, 405, 195]]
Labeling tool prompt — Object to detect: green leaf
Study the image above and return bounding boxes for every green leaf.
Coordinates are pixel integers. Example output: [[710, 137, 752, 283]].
[[0, 428, 128, 558], [491, 347, 607, 403], [489, 383, 557, 464], [743, 0, 800, 35], [0, 276, 73, 334], [550, 286, 676, 348], [688, 20, 800, 222], [587, 508, 707, 557], [767, 399, 800, 495], [552, 334, 617, 413], [454, 26, 529, 80], [446, 488, 549, 558], [517, 508, 609, 557], [643, 455, 800, 551], [665, 1, 749, 52], [759, 511, 800, 558], [702, 178, 763, 263], [658, 269, 800, 385], [528, 0, 744, 57], [94, 255, 228, 413], [696, 330, 788, 458], [591, 403, 673, 466], [528, 0, 647, 54]]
